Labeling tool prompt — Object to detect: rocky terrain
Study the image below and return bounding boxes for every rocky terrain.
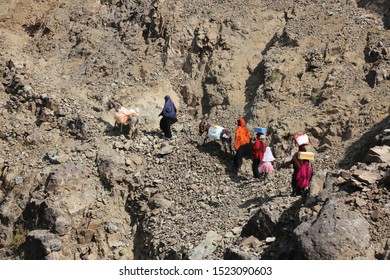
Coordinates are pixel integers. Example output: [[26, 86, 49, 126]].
[[0, 0, 389, 260]]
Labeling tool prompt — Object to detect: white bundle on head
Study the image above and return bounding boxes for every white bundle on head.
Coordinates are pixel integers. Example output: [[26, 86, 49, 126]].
[[263, 147, 275, 162]]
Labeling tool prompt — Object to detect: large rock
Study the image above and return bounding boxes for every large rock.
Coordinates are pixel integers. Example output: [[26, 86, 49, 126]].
[[24, 230, 62, 260], [352, 169, 382, 185], [294, 199, 371, 259], [242, 196, 300, 240], [382, 169, 390, 187], [365, 146, 390, 164], [190, 231, 222, 260], [309, 171, 325, 197]]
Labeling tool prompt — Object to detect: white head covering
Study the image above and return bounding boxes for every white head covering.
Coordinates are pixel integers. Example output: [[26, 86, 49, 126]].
[[262, 147, 275, 162]]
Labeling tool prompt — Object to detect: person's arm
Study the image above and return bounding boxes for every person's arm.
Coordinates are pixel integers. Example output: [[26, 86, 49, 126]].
[[279, 158, 293, 168], [260, 141, 267, 152]]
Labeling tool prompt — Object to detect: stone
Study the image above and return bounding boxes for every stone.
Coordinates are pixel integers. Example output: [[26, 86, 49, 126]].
[[46, 151, 68, 164], [347, 177, 364, 190], [312, 204, 322, 213], [340, 170, 352, 179], [125, 158, 132, 166], [175, 124, 184, 132], [148, 194, 173, 210], [336, 176, 346, 185], [24, 230, 62, 259], [265, 237, 276, 243], [295, 199, 370, 259], [311, 126, 323, 139], [355, 197, 367, 207], [240, 235, 262, 248], [381, 169, 390, 187], [224, 231, 235, 238], [365, 146, 390, 164], [224, 247, 256, 260], [113, 141, 124, 149], [190, 231, 222, 260], [156, 144, 174, 155], [371, 210, 380, 221], [242, 196, 299, 239], [353, 170, 381, 185], [310, 172, 325, 196], [231, 227, 242, 235], [318, 143, 331, 152], [130, 154, 143, 165]]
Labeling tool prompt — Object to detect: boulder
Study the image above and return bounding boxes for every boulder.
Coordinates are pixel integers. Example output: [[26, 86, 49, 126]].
[[309, 171, 325, 197], [365, 146, 390, 164], [242, 196, 300, 240], [156, 143, 175, 155], [352, 169, 381, 185], [294, 199, 371, 259], [190, 231, 222, 260], [24, 230, 62, 260], [381, 169, 390, 188]]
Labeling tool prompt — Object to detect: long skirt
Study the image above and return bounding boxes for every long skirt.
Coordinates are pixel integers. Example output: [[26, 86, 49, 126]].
[[160, 117, 177, 138], [234, 143, 252, 171]]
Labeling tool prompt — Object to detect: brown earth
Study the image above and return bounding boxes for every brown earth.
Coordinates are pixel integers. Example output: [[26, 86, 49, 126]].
[[0, 0, 389, 260]]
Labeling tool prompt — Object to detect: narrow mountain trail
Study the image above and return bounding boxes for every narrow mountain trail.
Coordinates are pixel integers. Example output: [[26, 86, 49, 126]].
[[131, 111, 299, 259]]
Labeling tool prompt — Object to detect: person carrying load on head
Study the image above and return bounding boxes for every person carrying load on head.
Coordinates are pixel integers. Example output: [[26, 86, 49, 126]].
[[259, 146, 275, 179], [252, 129, 267, 178], [233, 118, 251, 172], [159, 95, 177, 139], [280, 133, 314, 199], [291, 134, 314, 198]]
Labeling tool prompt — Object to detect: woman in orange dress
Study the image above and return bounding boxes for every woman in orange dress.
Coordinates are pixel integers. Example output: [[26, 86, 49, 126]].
[[233, 118, 251, 172]]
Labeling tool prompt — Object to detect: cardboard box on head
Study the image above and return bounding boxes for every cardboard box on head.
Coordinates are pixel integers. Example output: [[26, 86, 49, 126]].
[[294, 134, 310, 146], [298, 151, 315, 161]]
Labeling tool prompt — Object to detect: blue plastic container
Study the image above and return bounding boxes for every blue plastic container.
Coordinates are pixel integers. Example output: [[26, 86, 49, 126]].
[[254, 127, 266, 134]]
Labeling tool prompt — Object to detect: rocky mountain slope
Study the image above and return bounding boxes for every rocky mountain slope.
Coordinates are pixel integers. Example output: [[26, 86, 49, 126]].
[[0, 0, 389, 259]]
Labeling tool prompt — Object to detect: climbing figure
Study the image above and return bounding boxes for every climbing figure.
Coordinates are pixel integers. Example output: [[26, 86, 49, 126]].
[[159, 95, 177, 139]]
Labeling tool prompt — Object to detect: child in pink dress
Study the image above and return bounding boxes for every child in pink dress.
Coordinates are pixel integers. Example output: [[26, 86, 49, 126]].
[[259, 147, 275, 179]]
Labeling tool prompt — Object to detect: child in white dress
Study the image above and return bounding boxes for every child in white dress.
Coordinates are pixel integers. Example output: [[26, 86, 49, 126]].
[[259, 147, 275, 179]]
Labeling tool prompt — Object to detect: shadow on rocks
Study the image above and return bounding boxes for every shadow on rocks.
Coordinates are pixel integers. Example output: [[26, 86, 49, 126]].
[[187, 139, 244, 183]]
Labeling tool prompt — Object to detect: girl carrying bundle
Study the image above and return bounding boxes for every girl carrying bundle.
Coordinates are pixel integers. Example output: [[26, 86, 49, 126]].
[[259, 147, 275, 179]]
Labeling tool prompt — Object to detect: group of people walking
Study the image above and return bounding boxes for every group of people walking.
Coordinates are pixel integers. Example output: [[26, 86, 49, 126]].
[[157, 97, 313, 198], [232, 118, 274, 180]]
